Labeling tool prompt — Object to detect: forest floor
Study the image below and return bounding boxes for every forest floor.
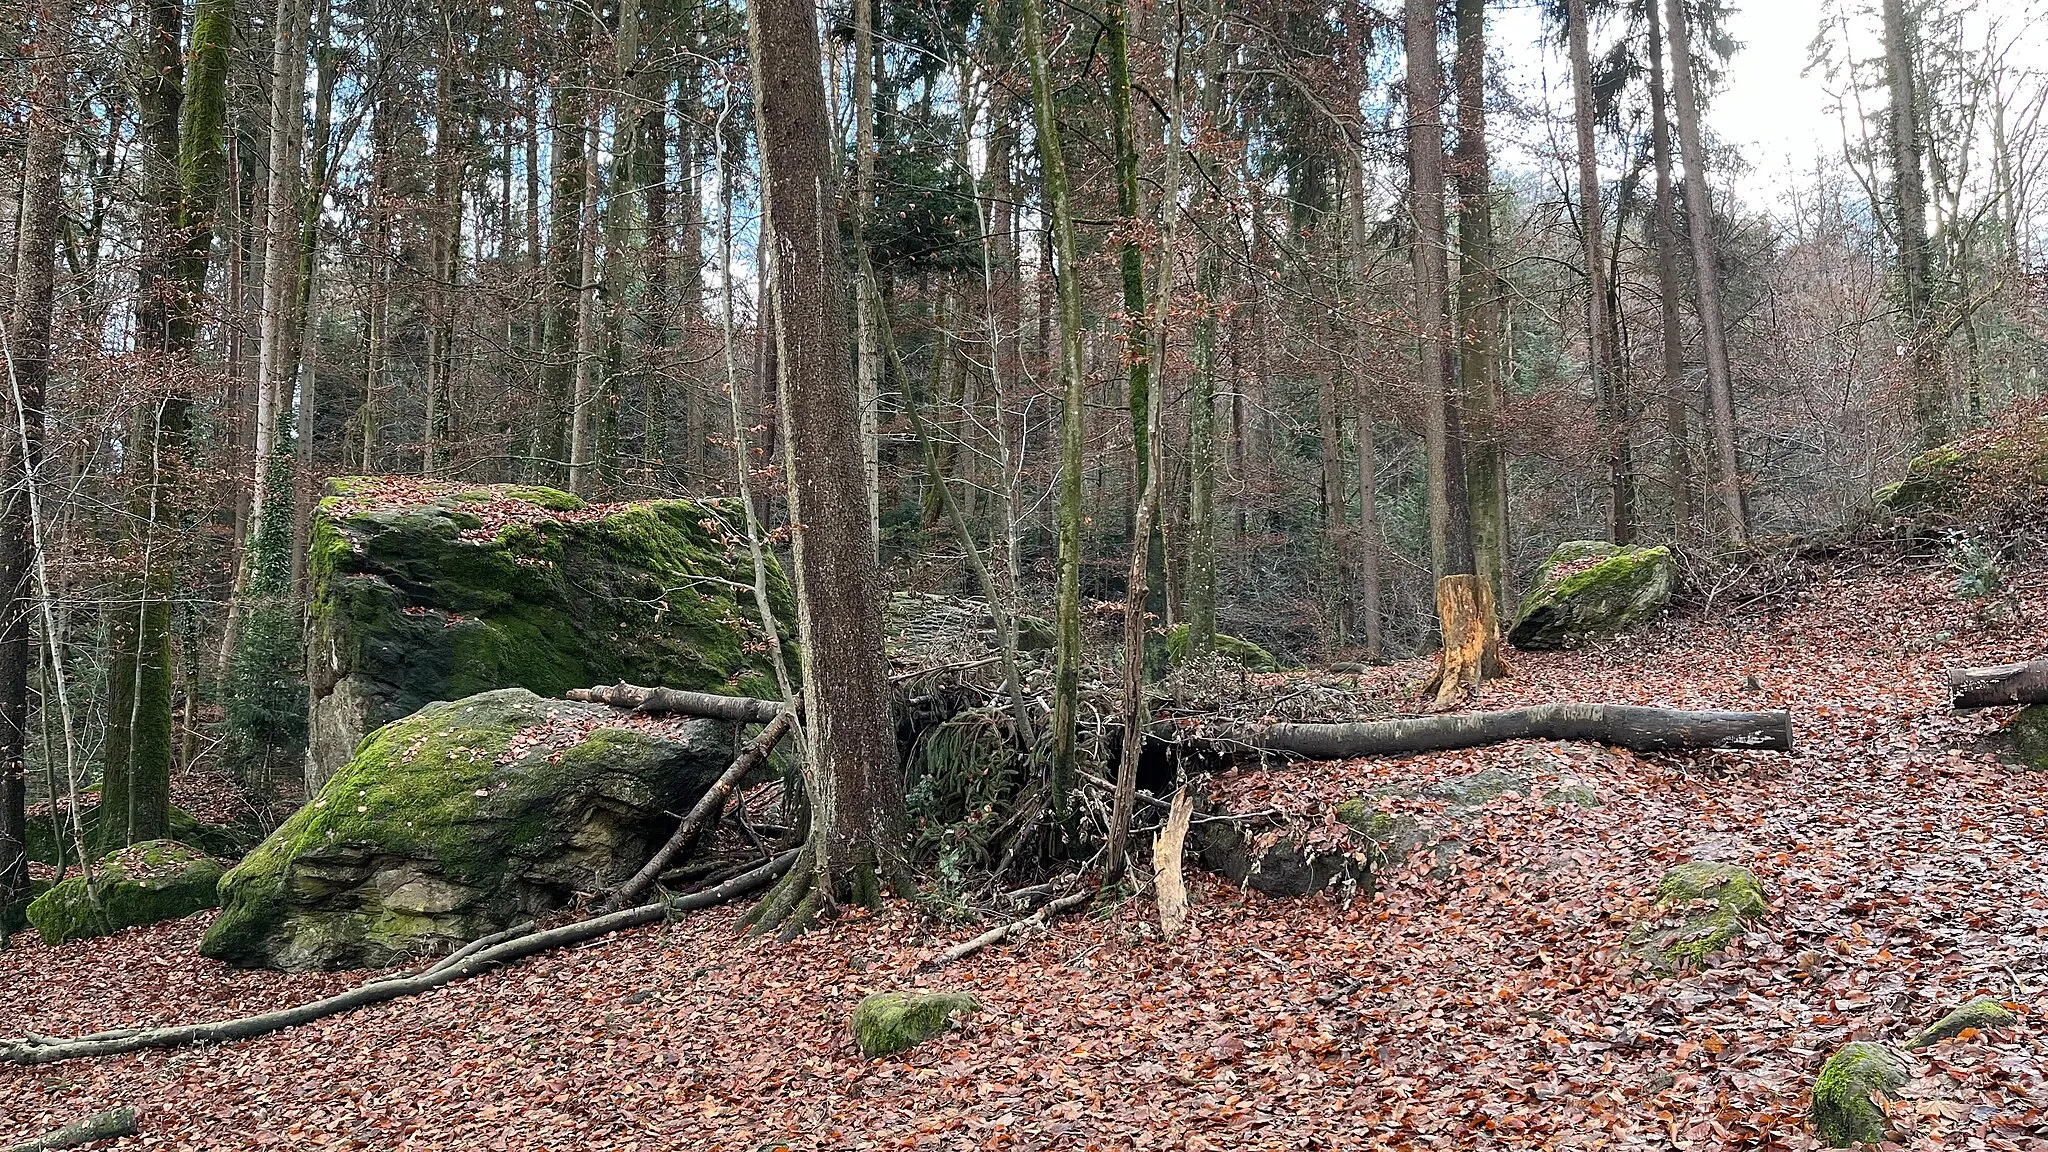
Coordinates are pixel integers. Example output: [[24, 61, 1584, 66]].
[[3, 560, 2046, 1150]]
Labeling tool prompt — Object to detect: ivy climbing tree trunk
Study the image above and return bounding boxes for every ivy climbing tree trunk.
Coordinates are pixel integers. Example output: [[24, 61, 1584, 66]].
[[739, 0, 906, 937]]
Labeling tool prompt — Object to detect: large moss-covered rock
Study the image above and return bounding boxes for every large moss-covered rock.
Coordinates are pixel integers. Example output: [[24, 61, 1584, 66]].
[[25, 841, 226, 945], [1872, 408, 2048, 520], [1810, 1041, 1909, 1147], [1628, 861, 1769, 971], [2002, 706, 2048, 771], [852, 992, 980, 1057], [307, 479, 793, 788], [1508, 541, 1676, 650], [203, 688, 735, 970], [1166, 624, 1280, 672]]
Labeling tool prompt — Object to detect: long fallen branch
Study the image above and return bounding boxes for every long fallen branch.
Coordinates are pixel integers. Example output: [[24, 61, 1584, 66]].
[[1238, 702, 1793, 758], [604, 708, 797, 911], [566, 682, 788, 724], [1, 851, 797, 1067], [5, 1108, 138, 1152], [1949, 660, 2048, 709]]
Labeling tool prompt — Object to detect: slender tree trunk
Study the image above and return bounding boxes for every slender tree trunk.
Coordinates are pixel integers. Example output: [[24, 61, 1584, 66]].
[[1568, 0, 1632, 545], [544, 6, 590, 481], [851, 0, 881, 541], [1019, 0, 1089, 817], [3, 0, 74, 901], [1663, 0, 1747, 541], [1107, 0, 1157, 597], [567, 109, 600, 494], [1882, 0, 1945, 447], [1454, 0, 1506, 601], [1645, 0, 1692, 538], [739, 0, 905, 935], [1341, 30, 1383, 659]]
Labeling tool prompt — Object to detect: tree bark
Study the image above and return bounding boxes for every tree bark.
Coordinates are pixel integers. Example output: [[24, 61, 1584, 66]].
[[1882, 0, 1946, 448], [566, 682, 788, 724], [5, 1108, 139, 1152], [740, 0, 906, 936], [1948, 661, 2048, 709], [1644, 0, 1693, 539], [1247, 703, 1792, 759], [1454, 0, 1507, 601], [1662, 0, 1747, 543], [1568, 0, 1633, 545], [2, 0, 73, 901]]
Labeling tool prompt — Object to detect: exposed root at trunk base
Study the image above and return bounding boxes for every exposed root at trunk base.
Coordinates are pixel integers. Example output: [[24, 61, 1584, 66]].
[[1416, 574, 1510, 708], [742, 845, 825, 941]]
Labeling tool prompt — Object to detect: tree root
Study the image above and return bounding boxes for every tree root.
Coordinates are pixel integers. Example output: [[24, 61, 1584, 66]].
[[1, 852, 796, 1067], [741, 844, 822, 941], [5, 1108, 138, 1151]]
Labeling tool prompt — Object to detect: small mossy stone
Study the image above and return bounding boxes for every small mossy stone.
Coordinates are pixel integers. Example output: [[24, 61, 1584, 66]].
[[1425, 768, 1532, 808], [1905, 996, 2016, 1049], [1508, 542, 1676, 650], [1811, 1041, 1909, 1147], [25, 841, 225, 945], [1630, 862, 1768, 971], [2004, 706, 2048, 771], [1166, 624, 1280, 672], [852, 992, 980, 1057]]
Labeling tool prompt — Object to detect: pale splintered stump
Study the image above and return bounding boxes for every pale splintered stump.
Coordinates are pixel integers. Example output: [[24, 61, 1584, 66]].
[[1948, 660, 2048, 709], [1418, 574, 1510, 708], [1250, 702, 1792, 759]]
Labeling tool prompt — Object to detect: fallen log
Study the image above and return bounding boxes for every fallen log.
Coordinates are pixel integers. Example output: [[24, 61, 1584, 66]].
[[1242, 702, 1792, 758], [566, 682, 787, 724], [5, 1108, 138, 1152], [925, 888, 1093, 969], [604, 708, 797, 910], [1948, 660, 2048, 709], [0, 851, 796, 1067]]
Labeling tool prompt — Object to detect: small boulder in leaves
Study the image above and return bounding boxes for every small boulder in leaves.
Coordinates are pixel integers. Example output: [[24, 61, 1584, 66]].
[[1810, 1041, 1909, 1147], [1628, 861, 1768, 971], [1508, 541, 1676, 650], [1905, 996, 2016, 1050], [852, 991, 980, 1057], [26, 841, 226, 945]]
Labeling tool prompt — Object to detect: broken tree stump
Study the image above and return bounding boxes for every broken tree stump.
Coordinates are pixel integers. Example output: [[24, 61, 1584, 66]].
[[1242, 702, 1792, 759], [1948, 660, 2048, 709]]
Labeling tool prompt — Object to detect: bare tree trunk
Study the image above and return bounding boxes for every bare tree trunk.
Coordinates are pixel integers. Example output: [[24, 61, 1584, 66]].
[[567, 108, 600, 493], [1454, 0, 1506, 602], [1568, 0, 1633, 545], [1882, 0, 1946, 448], [1662, 0, 1747, 542], [851, 0, 881, 541], [1644, 0, 1692, 538], [739, 0, 906, 936]]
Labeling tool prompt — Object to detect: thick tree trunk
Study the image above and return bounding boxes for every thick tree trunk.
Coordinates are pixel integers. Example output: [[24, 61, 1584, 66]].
[[1415, 574, 1509, 708], [2, 0, 73, 901], [1662, 0, 1747, 542], [1882, 0, 1945, 448], [740, 0, 906, 936], [1454, 0, 1507, 602], [1248, 703, 1792, 759], [1407, 0, 1472, 581], [1948, 661, 2048, 709]]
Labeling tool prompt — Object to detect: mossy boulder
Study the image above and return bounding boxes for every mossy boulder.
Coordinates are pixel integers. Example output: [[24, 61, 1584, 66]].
[[203, 688, 735, 971], [1166, 624, 1280, 672], [307, 479, 793, 789], [1628, 861, 1769, 971], [1871, 409, 2048, 526], [852, 991, 980, 1057], [2001, 706, 2048, 771], [24, 841, 225, 945], [1905, 996, 2016, 1049], [1810, 1041, 1909, 1147], [1508, 541, 1676, 650], [24, 804, 261, 867]]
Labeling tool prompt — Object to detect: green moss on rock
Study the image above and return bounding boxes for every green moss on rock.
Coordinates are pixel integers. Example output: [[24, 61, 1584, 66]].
[[1508, 542, 1676, 651], [307, 480, 794, 787], [1630, 862, 1768, 971], [1811, 1041, 1908, 1147], [852, 991, 980, 1057], [1905, 996, 2016, 1049], [2003, 706, 2048, 771], [1166, 624, 1279, 672], [25, 841, 225, 945], [204, 688, 736, 970]]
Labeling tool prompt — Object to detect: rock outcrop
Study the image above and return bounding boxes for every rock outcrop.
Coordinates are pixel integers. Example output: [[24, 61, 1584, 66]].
[[306, 478, 791, 789], [203, 688, 735, 971], [1508, 541, 1676, 650], [852, 992, 980, 1057], [25, 841, 226, 945]]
